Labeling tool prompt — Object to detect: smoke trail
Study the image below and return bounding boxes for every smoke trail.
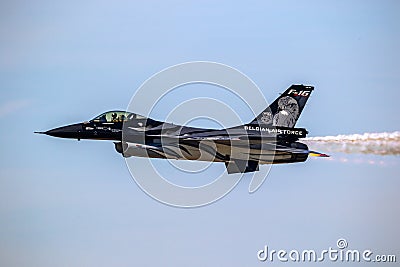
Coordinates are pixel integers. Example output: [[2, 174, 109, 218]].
[[302, 132, 400, 156]]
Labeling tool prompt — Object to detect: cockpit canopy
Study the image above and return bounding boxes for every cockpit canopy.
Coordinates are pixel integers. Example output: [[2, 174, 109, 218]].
[[91, 111, 146, 123]]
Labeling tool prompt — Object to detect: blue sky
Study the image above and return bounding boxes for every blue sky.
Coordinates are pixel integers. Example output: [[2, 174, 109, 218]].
[[0, 1, 399, 266]]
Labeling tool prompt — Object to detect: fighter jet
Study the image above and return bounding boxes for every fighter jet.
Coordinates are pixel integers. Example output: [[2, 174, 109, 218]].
[[36, 84, 328, 174]]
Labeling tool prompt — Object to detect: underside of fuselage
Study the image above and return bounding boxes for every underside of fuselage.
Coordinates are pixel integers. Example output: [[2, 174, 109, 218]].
[[116, 138, 309, 165]]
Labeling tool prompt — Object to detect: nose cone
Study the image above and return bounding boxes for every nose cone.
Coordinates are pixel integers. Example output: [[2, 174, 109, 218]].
[[40, 123, 83, 139]]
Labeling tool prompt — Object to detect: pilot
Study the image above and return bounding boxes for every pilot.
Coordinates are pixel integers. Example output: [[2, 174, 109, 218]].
[[111, 113, 118, 122]]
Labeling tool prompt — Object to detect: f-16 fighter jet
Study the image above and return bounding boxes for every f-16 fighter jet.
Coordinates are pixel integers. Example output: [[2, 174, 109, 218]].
[[36, 85, 328, 174]]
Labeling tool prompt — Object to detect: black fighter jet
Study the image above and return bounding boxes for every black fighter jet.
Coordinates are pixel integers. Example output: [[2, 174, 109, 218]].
[[36, 85, 328, 174]]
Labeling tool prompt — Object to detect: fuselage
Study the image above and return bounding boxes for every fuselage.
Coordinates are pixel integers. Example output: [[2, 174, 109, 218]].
[[37, 110, 310, 166]]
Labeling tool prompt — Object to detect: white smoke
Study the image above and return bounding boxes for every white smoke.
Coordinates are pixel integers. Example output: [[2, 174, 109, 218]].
[[302, 132, 400, 156]]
